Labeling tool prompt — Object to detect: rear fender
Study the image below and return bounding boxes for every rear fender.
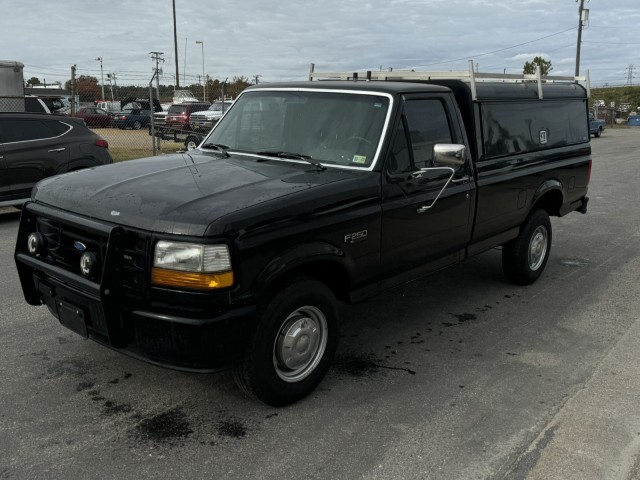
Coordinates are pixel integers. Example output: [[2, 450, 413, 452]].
[[531, 180, 563, 216]]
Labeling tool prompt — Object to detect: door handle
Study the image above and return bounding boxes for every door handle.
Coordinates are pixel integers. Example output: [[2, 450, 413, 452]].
[[450, 176, 470, 184], [48, 148, 66, 153]]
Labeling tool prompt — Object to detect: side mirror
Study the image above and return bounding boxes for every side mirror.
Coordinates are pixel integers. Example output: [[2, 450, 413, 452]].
[[433, 144, 466, 167]]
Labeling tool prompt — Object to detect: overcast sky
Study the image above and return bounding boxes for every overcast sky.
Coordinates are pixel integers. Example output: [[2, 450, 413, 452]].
[[2, 0, 638, 88]]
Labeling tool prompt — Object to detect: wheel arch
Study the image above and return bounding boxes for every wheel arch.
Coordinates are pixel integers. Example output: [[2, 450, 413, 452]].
[[251, 242, 354, 304], [56, 158, 101, 175], [531, 180, 564, 217]]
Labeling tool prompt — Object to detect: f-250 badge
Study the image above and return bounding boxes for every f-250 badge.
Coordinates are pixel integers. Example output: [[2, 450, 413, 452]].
[[344, 230, 368, 244]]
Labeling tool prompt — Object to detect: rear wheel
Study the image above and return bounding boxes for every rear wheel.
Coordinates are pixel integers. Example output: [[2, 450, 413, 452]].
[[502, 209, 552, 285], [133, 121, 142, 130], [234, 277, 339, 406], [594, 127, 602, 137]]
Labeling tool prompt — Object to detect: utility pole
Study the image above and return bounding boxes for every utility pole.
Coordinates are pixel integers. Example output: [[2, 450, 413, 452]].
[[150, 52, 164, 152], [172, 0, 180, 88], [95, 57, 105, 99], [575, 0, 589, 77], [221, 77, 228, 103], [150, 52, 164, 98], [70, 65, 77, 115], [106, 73, 114, 101], [253, 74, 262, 85]]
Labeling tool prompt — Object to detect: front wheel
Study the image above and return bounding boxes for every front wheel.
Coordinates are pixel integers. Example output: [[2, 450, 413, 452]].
[[133, 121, 142, 130], [234, 277, 339, 406], [502, 209, 552, 285]]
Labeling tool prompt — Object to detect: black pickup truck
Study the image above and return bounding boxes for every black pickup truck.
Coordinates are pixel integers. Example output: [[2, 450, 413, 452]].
[[15, 74, 591, 406]]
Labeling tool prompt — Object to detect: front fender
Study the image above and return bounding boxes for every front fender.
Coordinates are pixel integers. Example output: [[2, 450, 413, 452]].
[[251, 241, 353, 297]]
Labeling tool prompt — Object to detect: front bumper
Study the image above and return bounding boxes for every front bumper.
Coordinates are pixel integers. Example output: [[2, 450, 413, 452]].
[[15, 202, 256, 372]]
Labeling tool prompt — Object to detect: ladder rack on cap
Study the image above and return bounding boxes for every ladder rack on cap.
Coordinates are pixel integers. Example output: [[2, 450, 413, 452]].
[[308, 60, 590, 100]]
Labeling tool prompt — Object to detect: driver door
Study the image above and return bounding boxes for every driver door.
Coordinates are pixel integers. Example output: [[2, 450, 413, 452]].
[[380, 94, 475, 285]]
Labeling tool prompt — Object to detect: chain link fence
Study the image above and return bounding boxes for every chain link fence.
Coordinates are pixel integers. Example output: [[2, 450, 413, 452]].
[[72, 84, 207, 162], [3, 72, 252, 163]]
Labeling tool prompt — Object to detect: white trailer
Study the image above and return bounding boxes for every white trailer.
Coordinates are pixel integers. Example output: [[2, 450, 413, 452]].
[[0, 60, 25, 111]]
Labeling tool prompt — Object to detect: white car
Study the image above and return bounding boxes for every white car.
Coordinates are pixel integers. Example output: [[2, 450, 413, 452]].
[[189, 101, 234, 132]]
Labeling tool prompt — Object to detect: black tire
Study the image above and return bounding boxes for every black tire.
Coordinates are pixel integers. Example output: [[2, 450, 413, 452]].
[[133, 121, 142, 130], [234, 277, 339, 406], [184, 136, 200, 150], [502, 209, 552, 285], [594, 127, 602, 138]]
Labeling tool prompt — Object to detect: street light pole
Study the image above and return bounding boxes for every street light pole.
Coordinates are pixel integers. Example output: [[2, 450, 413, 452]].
[[95, 57, 105, 100], [196, 40, 205, 101], [173, 0, 179, 88]]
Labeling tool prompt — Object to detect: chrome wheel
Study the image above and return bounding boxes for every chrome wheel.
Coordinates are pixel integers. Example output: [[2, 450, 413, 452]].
[[528, 225, 548, 271], [273, 306, 328, 383]]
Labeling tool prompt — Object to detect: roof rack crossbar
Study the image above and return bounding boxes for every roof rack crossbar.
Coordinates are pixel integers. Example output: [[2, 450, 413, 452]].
[[308, 62, 590, 100]]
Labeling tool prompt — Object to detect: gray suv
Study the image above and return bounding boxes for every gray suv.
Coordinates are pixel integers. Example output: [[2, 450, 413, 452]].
[[0, 113, 113, 207]]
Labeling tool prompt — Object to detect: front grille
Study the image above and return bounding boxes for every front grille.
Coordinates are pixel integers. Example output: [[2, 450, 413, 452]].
[[37, 217, 108, 282], [121, 230, 149, 294], [35, 216, 150, 296]]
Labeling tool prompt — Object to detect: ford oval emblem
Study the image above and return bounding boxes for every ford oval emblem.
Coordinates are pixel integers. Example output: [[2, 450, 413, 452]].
[[73, 241, 87, 252]]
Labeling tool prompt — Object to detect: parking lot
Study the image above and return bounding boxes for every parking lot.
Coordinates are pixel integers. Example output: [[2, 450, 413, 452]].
[[1, 129, 639, 479], [94, 128, 191, 162]]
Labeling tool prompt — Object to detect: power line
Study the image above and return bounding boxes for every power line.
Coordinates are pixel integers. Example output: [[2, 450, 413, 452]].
[[583, 41, 640, 45], [400, 26, 577, 69]]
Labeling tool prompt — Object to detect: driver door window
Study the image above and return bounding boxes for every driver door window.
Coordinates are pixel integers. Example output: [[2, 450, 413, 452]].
[[402, 99, 453, 170]]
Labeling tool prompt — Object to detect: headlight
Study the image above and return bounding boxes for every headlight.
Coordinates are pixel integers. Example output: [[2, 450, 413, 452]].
[[151, 241, 233, 289]]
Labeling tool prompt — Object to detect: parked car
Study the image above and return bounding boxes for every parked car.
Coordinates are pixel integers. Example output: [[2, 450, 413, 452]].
[[95, 101, 121, 115], [41, 96, 71, 115], [0, 112, 112, 207], [119, 97, 163, 114], [24, 95, 51, 113], [164, 102, 210, 131], [189, 101, 235, 132], [112, 108, 152, 130], [589, 113, 605, 137], [74, 107, 111, 128]]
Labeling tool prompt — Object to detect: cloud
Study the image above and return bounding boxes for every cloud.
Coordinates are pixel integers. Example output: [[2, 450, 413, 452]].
[[2, 0, 637, 87]]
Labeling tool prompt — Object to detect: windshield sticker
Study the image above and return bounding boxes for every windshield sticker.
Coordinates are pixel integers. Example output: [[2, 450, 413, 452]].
[[374, 102, 382, 108], [352, 155, 367, 164]]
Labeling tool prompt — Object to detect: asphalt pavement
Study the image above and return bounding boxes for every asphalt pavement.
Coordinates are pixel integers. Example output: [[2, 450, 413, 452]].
[[1, 128, 639, 479]]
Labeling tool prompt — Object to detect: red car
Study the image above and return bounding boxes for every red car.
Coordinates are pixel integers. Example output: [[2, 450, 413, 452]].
[[165, 102, 210, 131], [74, 107, 112, 128]]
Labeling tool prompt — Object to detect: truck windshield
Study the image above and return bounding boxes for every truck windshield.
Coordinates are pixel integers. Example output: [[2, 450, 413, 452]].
[[203, 90, 390, 169]]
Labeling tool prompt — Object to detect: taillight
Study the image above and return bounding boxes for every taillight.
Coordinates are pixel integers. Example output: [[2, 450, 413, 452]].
[[119, 115, 126, 120], [96, 139, 109, 148]]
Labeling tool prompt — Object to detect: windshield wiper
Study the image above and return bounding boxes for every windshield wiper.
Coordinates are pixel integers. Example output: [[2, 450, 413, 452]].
[[201, 143, 230, 157], [256, 150, 326, 171]]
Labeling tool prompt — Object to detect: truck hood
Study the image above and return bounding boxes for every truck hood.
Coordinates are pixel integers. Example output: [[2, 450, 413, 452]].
[[32, 151, 362, 236]]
